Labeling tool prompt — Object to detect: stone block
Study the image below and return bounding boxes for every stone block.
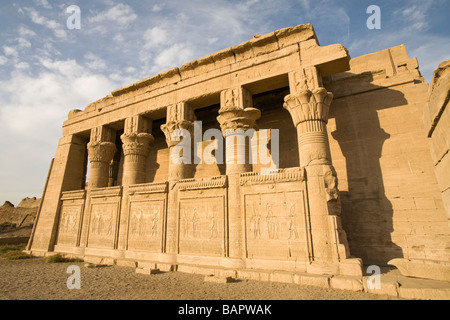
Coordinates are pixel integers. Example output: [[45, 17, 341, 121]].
[[298, 273, 331, 288], [270, 272, 294, 284], [135, 268, 161, 275], [399, 287, 450, 300], [306, 261, 339, 275], [331, 276, 364, 292], [157, 264, 177, 272], [389, 258, 450, 282], [338, 258, 363, 276], [115, 259, 137, 268], [362, 277, 400, 297], [204, 275, 235, 284]]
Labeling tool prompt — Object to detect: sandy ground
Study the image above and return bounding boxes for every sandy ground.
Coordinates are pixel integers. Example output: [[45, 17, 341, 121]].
[[0, 257, 401, 301]]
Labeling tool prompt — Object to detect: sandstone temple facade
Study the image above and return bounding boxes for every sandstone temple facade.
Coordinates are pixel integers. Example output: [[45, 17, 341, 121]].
[[27, 24, 450, 282]]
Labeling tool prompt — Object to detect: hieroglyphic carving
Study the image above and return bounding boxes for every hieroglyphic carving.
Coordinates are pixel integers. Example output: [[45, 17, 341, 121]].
[[129, 203, 161, 237], [127, 200, 165, 252], [90, 206, 114, 236], [87, 202, 118, 249], [178, 198, 224, 256], [59, 206, 80, 235], [57, 205, 82, 246], [244, 191, 309, 260]]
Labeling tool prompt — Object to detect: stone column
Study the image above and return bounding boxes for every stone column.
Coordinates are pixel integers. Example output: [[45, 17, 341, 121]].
[[121, 115, 154, 186], [116, 115, 154, 253], [87, 126, 117, 189], [284, 69, 333, 167], [161, 102, 195, 255], [161, 102, 195, 181], [217, 87, 261, 260], [283, 69, 361, 275]]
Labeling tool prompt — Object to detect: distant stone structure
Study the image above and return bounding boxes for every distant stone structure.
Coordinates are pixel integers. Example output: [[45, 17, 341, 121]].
[[27, 24, 449, 282], [0, 198, 40, 244], [0, 198, 40, 229]]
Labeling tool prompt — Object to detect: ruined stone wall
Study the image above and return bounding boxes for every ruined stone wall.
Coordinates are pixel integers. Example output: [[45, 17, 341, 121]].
[[423, 60, 450, 224], [325, 45, 450, 265]]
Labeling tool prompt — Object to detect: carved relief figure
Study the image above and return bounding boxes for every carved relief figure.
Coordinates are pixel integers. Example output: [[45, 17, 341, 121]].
[[90, 208, 113, 236], [60, 208, 77, 235], [151, 206, 160, 237], [265, 203, 278, 239], [192, 208, 200, 238], [130, 210, 141, 236], [181, 208, 189, 238], [287, 203, 298, 240], [208, 206, 219, 239], [251, 202, 262, 239]]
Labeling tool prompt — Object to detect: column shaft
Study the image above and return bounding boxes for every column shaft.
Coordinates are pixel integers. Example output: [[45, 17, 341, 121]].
[[161, 102, 195, 255], [218, 87, 261, 259]]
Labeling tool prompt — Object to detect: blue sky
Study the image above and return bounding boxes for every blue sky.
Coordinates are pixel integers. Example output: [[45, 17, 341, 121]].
[[0, 0, 449, 205]]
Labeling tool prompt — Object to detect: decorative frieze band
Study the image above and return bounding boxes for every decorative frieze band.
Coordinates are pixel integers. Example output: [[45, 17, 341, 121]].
[[178, 176, 228, 191], [90, 186, 122, 198], [240, 167, 305, 185], [60, 190, 86, 201], [128, 182, 169, 195]]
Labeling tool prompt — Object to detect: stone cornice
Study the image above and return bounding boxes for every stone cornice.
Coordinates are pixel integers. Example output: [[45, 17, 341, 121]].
[[128, 182, 168, 195], [240, 168, 305, 185], [178, 176, 228, 191]]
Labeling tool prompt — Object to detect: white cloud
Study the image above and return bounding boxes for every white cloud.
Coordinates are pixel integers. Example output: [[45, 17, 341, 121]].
[[16, 37, 32, 49], [84, 52, 107, 71], [143, 27, 169, 49], [0, 59, 119, 204], [0, 56, 8, 66], [3, 46, 17, 57], [395, 1, 433, 32], [15, 62, 29, 70], [88, 3, 137, 28], [153, 43, 194, 72], [33, 0, 52, 9], [24, 7, 67, 38], [18, 25, 37, 38], [152, 4, 163, 12]]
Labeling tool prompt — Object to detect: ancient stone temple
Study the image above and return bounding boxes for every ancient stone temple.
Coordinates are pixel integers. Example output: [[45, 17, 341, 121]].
[[27, 24, 450, 282]]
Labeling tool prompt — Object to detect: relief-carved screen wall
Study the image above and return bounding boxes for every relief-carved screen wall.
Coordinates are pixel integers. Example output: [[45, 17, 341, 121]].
[[240, 168, 311, 262], [126, 182, 168, 253], [56, 190, 86, 247], [86, 187, 122, 250], [177, 177, 227, 257]]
